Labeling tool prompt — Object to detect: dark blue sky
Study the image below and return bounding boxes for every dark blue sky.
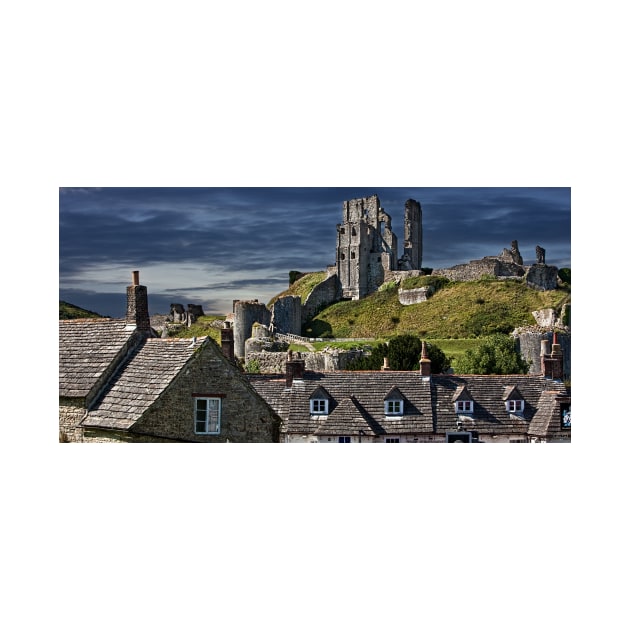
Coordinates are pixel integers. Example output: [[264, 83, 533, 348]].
[[59, 187, 571, 317]]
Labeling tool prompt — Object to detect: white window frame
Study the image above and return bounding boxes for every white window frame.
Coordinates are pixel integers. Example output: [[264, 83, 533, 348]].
[[310, 398, 329, 415], [194, 397, 222, 435], [385, 400, 403, 415], [338, 436, 352, 443], [506, 400, 524, 413], [455, 400, 474, 414], [384, 437, 400, 443]]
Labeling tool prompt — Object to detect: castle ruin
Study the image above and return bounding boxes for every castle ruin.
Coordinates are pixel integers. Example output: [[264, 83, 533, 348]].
[[335, 194, 422, 299]]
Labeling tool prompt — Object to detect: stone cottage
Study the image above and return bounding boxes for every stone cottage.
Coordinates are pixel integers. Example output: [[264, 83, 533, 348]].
[[59, 271, 280, 442]]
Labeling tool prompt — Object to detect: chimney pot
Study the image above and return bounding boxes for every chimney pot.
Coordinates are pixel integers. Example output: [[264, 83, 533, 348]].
[[132, 270, 140, 286]]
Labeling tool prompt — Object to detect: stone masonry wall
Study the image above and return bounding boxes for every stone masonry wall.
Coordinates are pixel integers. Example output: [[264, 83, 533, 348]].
[[302, 274, 341, 324], [246, 349, 368, 374], [234, 300, 272, 359], [515, 330, 571, 378], [133, 341, 279, 442], [59, 398, 87, 442], [271, 295, 302, 335], [398, 286, 433, 305], [432, 258, 525, 282], [525, 264, 559, 290]]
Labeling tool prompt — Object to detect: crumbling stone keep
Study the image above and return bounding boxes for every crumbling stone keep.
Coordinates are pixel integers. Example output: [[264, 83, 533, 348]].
[[335, 194, 422, 300]]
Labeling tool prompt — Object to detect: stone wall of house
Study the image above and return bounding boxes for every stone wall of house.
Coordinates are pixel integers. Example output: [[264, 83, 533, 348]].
[[59, 398, 87, 442], [133, 342, 279, 442], [81, 430, 182, 443]]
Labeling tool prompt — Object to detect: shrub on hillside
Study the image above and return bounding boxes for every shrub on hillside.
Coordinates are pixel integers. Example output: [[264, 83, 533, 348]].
[[347, 334, 451, 373], [454, 334, 530, 375]]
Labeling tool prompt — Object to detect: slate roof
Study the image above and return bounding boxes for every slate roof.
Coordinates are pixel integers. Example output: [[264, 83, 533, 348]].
[[81, 337, 206, 430], [59, 319, 141, 398], [249, 371, 434, 436], [432, 374, 566, 436], [248, 371, 568, 439]]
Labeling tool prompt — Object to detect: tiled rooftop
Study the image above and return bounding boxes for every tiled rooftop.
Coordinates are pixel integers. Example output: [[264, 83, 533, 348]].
[[59, 319, 139, 398], [82, 337, 206, 429], [249, 371, 567, 437]]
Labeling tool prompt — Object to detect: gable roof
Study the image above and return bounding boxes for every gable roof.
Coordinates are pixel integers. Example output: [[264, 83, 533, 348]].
[[59, 319, 142, 399], [314, 396, 380, 436], [81, 337, 207, 430]]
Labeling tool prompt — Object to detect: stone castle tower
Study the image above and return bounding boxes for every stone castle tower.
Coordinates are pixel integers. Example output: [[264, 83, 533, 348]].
[[335, 194, 422, 299]]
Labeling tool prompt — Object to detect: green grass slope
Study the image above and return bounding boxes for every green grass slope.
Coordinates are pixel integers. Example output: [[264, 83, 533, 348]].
[[269, 271, 327, 306], [302, 276, 570, 340], [59, 301, 104, 319]]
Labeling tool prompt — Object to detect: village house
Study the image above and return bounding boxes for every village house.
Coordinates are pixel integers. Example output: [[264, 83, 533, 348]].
[[248, 341, 570, 443], [59, 271, 280, 442]]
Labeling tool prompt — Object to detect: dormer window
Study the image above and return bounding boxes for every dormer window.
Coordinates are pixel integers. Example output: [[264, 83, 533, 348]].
[[455, 400, 474, 414], [309, 386, 331, 416], [385, 400, 403, 415], [453, 385, 474, 414], [384, 387, 404, 416], [506, 400, 524, 413], [310, 399, 329, 415], [502, 386, 524, 415]]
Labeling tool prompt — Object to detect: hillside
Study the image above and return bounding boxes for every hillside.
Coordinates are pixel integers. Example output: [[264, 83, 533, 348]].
[[59, 301, 104, 319], [292, 273, 570, 339]]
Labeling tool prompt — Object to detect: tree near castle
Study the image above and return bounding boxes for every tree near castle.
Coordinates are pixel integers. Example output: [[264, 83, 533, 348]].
[[454, 334, 530, 375], [347, 335, 451, 374]]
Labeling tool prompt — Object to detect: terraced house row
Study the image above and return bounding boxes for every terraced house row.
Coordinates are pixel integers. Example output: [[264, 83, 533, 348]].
[[59, 272, 570, 443]]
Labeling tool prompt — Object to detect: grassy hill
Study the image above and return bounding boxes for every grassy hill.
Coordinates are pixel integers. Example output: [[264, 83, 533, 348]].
[[295, 273, 570, 340], [59, 301, 104, 319]]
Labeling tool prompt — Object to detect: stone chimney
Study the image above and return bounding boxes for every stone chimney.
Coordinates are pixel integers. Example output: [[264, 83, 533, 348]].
[[541, 332, 563, 380], [381, 357, 391, 371], [419, 341, 431, 377], [126, 270, 151, 332], [286, 351, 305, 388], [221, 321, 235, 360]]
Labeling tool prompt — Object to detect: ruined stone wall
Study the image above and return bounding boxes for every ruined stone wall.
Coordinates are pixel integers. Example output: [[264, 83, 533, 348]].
[[271, 295, 302, 335], [246, 349, 368, 374], [398, 286, 433, 305], [233, 300, 272, 359], [432, 259, 525, 282], [403, 199, 422, 269], [302, 274, 341, 324], [525, 264, 559, 290], [514, 330, 571, 378], [337, 195, 398, 300]]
